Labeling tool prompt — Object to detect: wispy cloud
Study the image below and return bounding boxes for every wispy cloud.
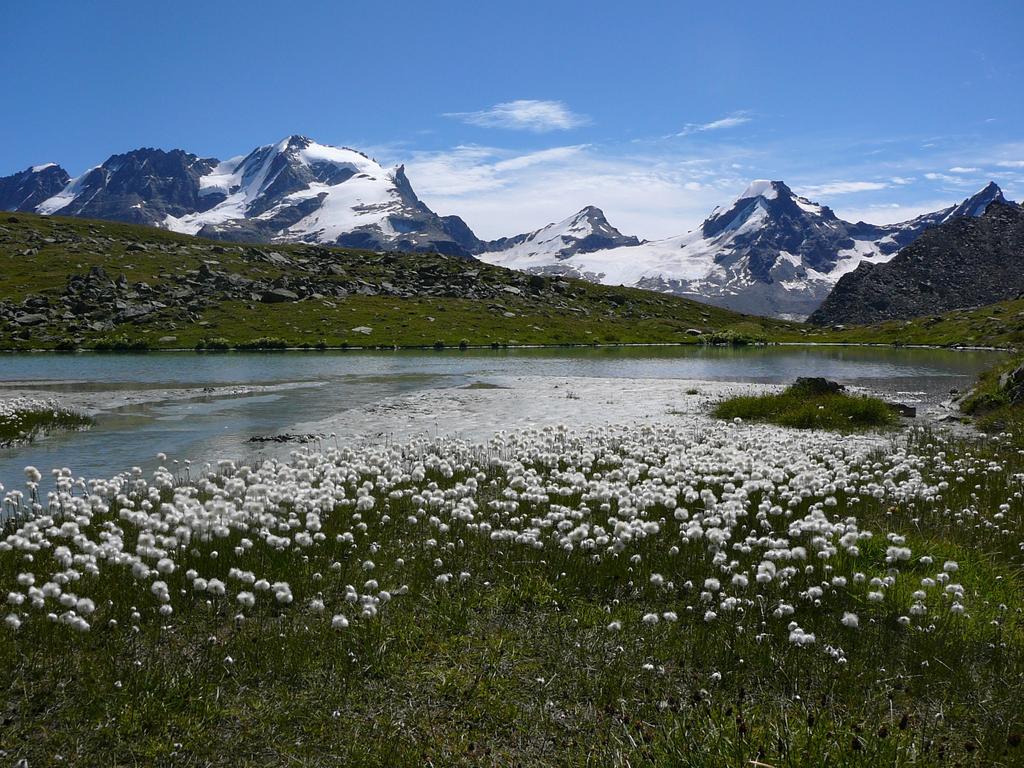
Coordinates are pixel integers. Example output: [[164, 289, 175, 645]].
[[676, 112, 752, 137], [948, 166, 979, 173], [401, 143, 749, 239], [799, 180, 890, 196], [384, 134, 1023, 241], [397, 144, 591, 198], [924, 171, 980, 185], [444, 100, 588, 132], [834, 200, 962, 226], [493, 145, 589, 172]]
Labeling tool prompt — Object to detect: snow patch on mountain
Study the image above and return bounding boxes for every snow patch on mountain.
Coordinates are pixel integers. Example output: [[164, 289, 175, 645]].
[[36, 170, 94, 215], [739, 179, 778, 200], [161, 140, 399, 239]]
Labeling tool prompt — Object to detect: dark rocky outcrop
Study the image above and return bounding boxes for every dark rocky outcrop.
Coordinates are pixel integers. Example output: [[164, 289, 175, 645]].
[[0, 164, 70, 211], [808, 200, 1024, 326], [791, 377, 846, 395], [40, 149, 222, 225]]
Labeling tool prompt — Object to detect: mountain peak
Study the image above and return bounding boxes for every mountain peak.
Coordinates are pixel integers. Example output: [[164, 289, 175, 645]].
[[478, 205, 638, 264], [944, 181, 1006, 221], [738, 180, 791, 201], [281, 134, 314, 151], [574, 205, 607, 221]]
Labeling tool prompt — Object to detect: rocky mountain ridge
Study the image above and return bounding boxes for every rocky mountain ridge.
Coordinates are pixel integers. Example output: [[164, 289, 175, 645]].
[[808, 199, 1024, 326], [482, 181, 1011, 319], [1, 136, 1013, 318], [7, 136, 479, 257]]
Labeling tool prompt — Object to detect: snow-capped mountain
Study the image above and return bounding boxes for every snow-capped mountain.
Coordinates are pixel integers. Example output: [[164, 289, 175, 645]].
[[3, 136, 477, 257], [480, 180, 1010, 319], [1, 140, 1011, 318], [0, 163, 70, 213], [477, 206, 640, 267]]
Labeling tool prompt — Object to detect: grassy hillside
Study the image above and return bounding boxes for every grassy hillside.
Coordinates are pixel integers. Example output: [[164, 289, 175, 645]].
[[802, 297, 1024, 349], [2, 211, 1023, 351], [0, 213, 799, 350]]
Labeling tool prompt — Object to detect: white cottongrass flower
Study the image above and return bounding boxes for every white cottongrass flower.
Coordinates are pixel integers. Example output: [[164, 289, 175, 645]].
[[331, 614, 349, 630], [789, 626, 816, 646], [841, 612, 860, 629]]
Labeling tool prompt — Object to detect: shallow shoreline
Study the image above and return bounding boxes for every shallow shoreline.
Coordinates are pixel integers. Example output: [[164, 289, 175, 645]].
[[259, 374, 958, 460], [0, 340, 1016, 354], [0, 380, 323, 417]]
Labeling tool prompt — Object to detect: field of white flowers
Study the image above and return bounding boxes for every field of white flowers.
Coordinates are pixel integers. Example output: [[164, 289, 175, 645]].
[[2, 414, 1023, 766]]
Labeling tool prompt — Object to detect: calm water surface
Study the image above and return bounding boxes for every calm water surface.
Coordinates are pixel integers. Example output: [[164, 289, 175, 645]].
[[0, 346, 1005, 488]]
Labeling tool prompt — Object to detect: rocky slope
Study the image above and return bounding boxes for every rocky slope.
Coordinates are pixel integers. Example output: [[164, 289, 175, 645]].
[[481, 181, 1009, 319], [808, 200, 1024, 326], [3, 136, 478, 257]]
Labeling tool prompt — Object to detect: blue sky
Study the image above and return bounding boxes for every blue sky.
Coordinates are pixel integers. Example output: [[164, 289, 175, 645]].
[[2, 0, 1022, 238]]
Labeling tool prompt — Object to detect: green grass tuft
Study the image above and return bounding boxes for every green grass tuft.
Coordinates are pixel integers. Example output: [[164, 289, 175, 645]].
[[714, 385, 899, 431]]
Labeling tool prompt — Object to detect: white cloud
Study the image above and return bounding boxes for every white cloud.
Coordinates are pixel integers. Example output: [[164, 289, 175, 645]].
[[386, 136, 1024, 241], [401, 144, 590, 198], [402, 143, 745, 240], [834, 200, 961, 225], [493, 145, 589, 172], [445, 100, 588, 132], [924, 171, 979, 186], [996, 160, 1024, 168], [676, 112, 752, 137], [948, 166, 979, 173], [798, 181, 890, 196]]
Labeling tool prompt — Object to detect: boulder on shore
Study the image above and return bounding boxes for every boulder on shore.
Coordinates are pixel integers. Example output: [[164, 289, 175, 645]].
[[790, 377, 846, 395]]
